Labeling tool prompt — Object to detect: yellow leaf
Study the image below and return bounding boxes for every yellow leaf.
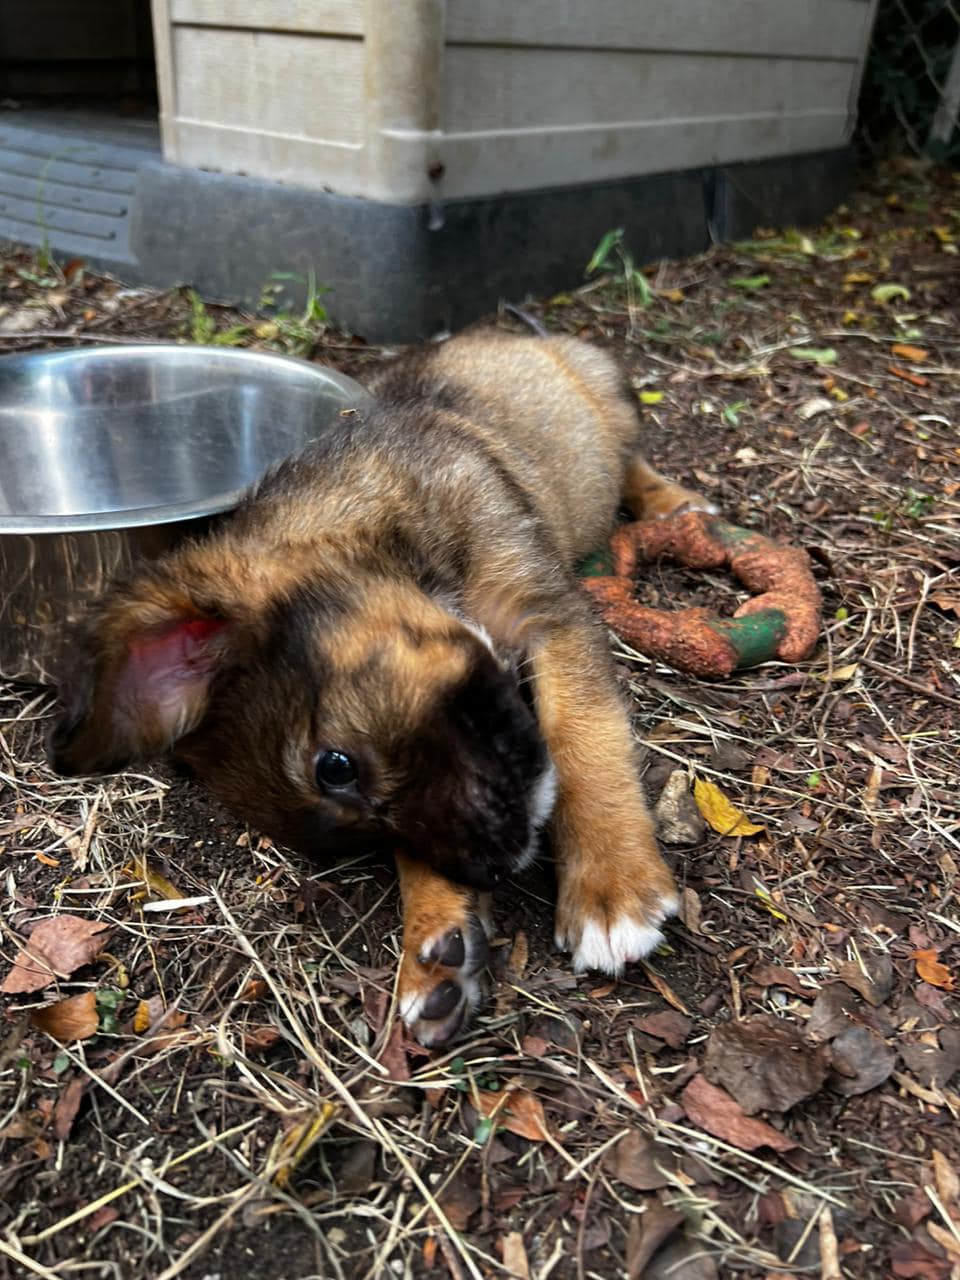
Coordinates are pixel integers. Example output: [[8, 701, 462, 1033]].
[[821, 662, 859, 682], [842, 310, 859, 325], [693, 778, 764, 837], [124, 857, 185, 907], [133, 1000, 153, 1033], [639, 390, 664, 405], [271, 1103, 337, 1188], [932, 226, 955, 244], [754, 885, 788, 923]]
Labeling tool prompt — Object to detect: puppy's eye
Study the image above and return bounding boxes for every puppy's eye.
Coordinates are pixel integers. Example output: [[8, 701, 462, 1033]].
[[315, 750, 357, 789]]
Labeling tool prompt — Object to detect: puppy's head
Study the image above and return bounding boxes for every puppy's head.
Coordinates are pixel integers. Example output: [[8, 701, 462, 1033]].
[[50, 558, 552, 890]]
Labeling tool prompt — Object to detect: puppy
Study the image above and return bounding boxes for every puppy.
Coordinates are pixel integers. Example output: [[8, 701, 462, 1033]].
[[50, 332, 708, 1045]]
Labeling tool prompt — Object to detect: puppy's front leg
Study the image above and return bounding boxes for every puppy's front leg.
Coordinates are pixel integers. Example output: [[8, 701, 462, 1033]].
[[395, 852, 490, 1048], [534, 623, 678, 973]]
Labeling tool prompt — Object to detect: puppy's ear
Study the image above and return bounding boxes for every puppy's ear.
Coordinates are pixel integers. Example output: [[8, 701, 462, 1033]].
[[49, 568, 246, 776]]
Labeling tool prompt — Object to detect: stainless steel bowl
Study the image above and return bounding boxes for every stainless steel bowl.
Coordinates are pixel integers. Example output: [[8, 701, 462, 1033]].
[[0, 344, 370, 684]]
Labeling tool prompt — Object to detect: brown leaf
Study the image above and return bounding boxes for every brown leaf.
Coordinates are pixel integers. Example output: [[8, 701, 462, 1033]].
[[929, 592, 960, 618], [635, 1010, 692, 1049], [242, 1025, 281, 1053], [500, 1231, 531, 1280], [807, 984, 860, 1042], [890, 1239, 950, 1279], [641, 963, 691, 1015], [750, 963, 811, 997], [932, 1149, 960, 1216], [378, 1018, 410, 1082], [644, 1237, 718, 1280], [626, 1203, 684, 1280], [609, 1131, 677, 1190], [476, 1088, 551, 1142], [2, 917, 112, 994], [835, 953, 894, 1006], [31, 992, 99, 1042], [829, 1026, 896, 1096], [703, 1015, 829, 1114], [680, 1074, 794, 1152], [914, 950, 955, 992], [53, 1076, 87, 1140], [898, 1028, 960, 1088], [436, 1173, 480, 1231]]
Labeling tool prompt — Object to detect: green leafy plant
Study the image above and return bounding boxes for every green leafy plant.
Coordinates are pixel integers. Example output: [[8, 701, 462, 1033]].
[[186, 290, 249, 347], [258, 269, 331, 356], [586, 228, 654, 330]]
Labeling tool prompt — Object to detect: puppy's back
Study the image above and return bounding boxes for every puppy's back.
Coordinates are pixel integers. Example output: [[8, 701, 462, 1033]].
[[369, 333, 639, 564]]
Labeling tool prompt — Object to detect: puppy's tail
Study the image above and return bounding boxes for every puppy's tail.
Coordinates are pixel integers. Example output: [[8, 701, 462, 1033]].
[[502, 303, 549, 339]]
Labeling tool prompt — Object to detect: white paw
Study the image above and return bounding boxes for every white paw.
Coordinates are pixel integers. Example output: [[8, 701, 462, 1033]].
[[399, 914, 490, 1047], [557, 894, 679, 975]]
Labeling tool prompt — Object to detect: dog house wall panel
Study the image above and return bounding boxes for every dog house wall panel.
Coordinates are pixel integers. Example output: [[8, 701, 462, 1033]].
[[150, 0, 875, 203]]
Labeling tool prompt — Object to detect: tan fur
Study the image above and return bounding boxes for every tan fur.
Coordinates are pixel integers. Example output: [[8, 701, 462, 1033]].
[[51, 331, 707, 1042]]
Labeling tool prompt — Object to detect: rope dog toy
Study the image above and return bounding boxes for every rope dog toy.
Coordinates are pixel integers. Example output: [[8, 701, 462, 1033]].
[[580, 510, 822, 677]]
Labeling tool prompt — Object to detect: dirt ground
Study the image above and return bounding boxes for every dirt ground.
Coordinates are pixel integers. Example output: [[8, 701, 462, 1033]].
[[0, 158, 958, 1280]]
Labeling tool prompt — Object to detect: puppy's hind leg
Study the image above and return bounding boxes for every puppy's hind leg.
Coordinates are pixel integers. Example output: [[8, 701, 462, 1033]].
[[622, 455, 718, 520], [395, 853, 491, 1048]]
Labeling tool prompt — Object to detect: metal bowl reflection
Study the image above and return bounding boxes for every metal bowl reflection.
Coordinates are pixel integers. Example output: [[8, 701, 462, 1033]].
[[0, 344, 369, 683]]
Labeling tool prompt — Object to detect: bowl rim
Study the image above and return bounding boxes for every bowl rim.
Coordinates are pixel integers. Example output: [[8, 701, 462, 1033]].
[[0, 343, 370, 535]]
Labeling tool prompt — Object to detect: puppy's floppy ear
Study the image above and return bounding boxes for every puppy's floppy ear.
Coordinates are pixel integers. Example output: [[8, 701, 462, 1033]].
[[49, 566, 246, 777]]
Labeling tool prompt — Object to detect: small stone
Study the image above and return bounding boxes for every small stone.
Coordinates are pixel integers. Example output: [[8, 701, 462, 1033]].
[[654, 770, 706, 846]]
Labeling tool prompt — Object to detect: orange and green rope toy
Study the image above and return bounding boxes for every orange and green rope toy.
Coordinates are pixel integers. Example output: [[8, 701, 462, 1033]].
[[579, 510, 822, 677]]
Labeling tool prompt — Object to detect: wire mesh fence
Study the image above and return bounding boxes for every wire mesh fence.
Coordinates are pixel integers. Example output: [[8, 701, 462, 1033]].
[[858, 0, 960, 162]]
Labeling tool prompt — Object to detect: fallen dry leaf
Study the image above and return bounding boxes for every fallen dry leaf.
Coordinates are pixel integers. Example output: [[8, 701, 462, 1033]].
[[436, 1172, 480, 1231], [693, 778, 764, 837], [914, 949, 956, 992], [609, 1131, 677, 1190], [31, 992, 99, 1042], [1, 917, 112, 994], [635, 1010, 692, 1049], [835, 952, 894, 1006], [680, 1074, 794, 1152], [53, 1076, 87, 1140], [124, 857, 186, 906], [242, 1025, 281, 1053], [476, 1087, 551, 1142], [378, 1018, 410, 1082], [829, 1026, 896, 1096], [500, 1231, 531, 1280], [626, 1203, 684, 1280], [703, 1015, 829, 1114], [929, 592, 960, 618]]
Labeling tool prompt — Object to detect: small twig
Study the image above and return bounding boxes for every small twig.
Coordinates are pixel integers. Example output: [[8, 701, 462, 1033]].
[[858, 656, 960, 708], [818, 1206, 842, 1280]]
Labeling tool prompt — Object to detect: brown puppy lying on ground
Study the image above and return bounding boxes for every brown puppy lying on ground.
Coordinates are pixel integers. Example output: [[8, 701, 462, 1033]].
[[50, 331, 709, 1045]]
